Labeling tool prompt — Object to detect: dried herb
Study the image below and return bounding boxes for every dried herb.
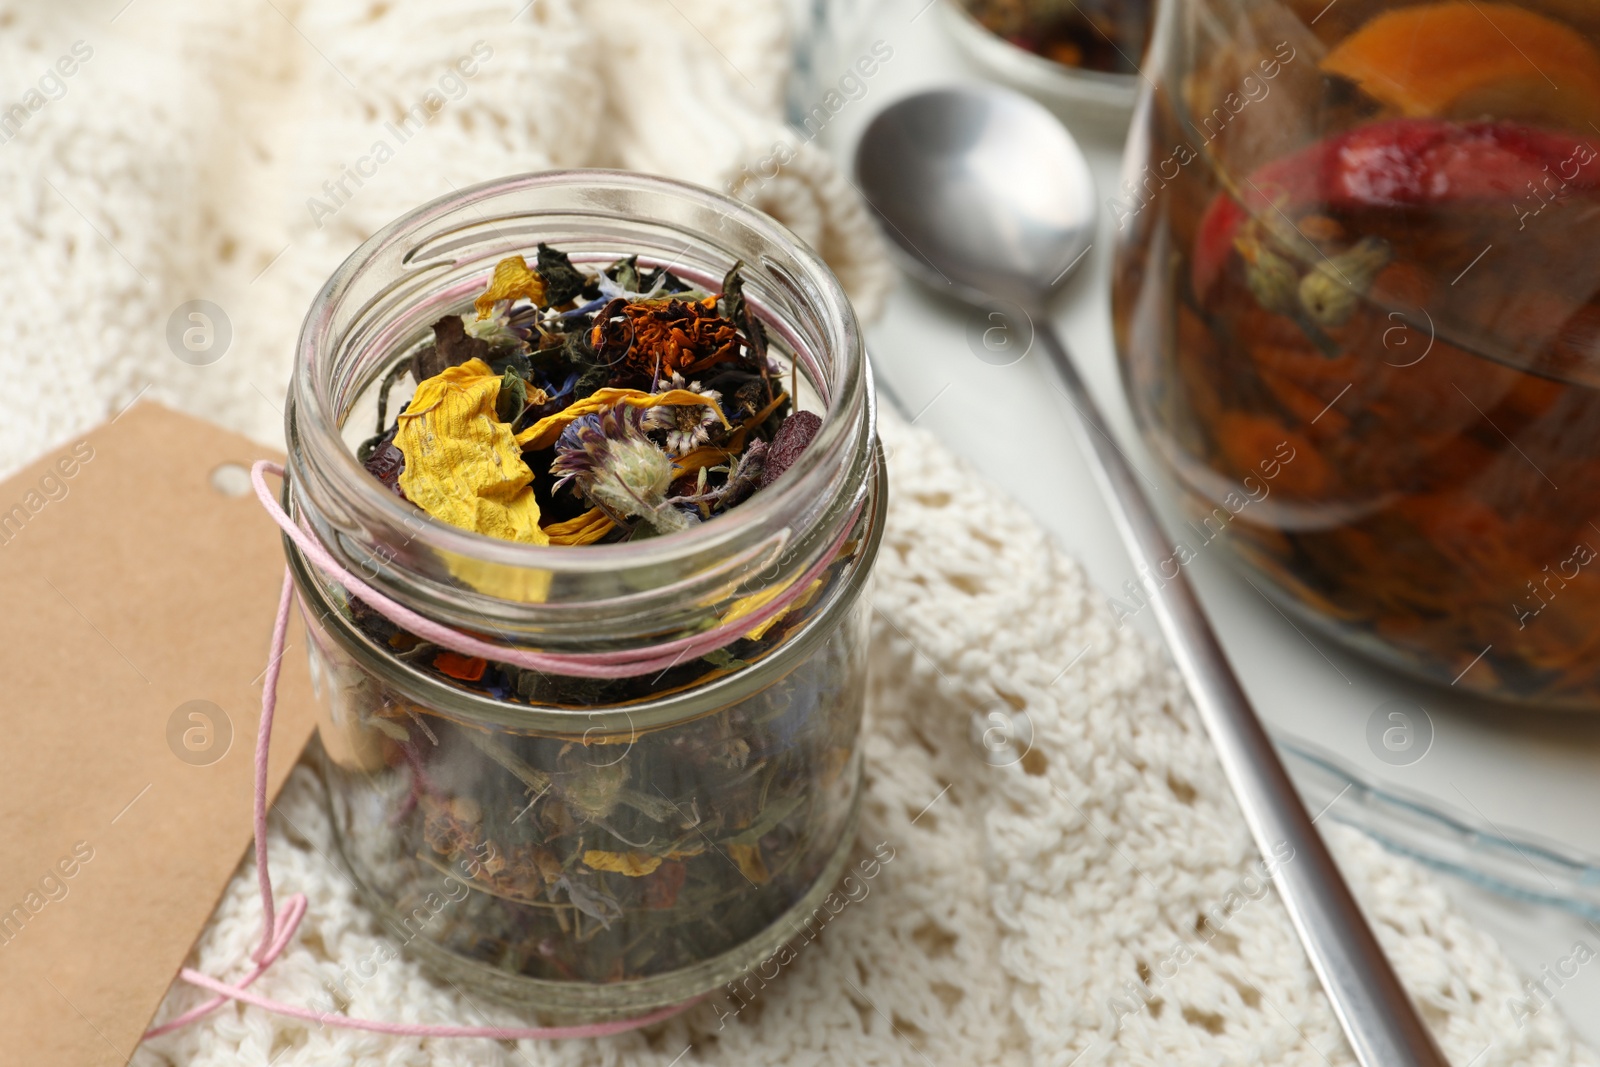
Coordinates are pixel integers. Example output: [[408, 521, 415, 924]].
[[348, 251, 844, 703], [364, 250, 805, 559], [607, 254, 643, 294], [536, 242, 590, 306], [323, 619, 865, 982]]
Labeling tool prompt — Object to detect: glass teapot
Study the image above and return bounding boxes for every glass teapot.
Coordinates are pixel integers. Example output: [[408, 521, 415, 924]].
[[1112, 0, 1600, 709]]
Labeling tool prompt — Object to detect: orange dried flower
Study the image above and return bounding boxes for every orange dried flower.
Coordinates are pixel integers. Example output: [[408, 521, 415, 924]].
[[433, 651, 488, 681], [590, 298, 744, 383]]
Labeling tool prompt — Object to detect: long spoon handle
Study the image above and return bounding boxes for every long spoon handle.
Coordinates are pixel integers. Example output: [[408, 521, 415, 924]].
[[1036, 324, 1450, 1067]]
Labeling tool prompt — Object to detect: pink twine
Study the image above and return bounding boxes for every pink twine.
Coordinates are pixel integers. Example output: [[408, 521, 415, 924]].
[[144, 453, 848, 1044], [250, 461, 855, 678]]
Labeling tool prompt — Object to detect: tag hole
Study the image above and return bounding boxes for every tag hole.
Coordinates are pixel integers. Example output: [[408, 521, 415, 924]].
[[210, 462, 252, 497]]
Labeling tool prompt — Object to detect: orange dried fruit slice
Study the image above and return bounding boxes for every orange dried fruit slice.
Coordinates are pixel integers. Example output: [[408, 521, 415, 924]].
[[1321, 3, 1600, 127]]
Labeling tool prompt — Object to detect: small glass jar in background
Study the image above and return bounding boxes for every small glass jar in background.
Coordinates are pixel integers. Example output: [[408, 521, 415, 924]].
[[283, 172, 884, 1018], [941, 0, 1148, 112]]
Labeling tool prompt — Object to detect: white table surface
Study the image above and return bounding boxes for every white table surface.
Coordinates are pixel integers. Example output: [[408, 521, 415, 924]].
[[812, 0, 1600, 1045]]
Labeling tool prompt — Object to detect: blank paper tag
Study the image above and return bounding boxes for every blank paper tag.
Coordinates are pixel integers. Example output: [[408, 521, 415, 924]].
[[0, 403, 317, 1066]]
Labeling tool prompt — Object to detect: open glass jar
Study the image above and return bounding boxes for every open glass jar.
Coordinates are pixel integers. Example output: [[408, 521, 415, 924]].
[[1113, 0, 1600, 709], [283, 172, 883, 1018]]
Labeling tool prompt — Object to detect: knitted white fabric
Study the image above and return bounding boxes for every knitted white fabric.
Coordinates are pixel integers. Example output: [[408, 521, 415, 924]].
[[0, 0, 890, 479], [0, 0, 1590, 1063]]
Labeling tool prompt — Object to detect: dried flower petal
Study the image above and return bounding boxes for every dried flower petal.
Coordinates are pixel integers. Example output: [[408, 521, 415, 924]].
[[583, 850, 663, 877], [727, 842, 769, 884], [395, 358, 549, 546], [551, 407, 688, 534], [474, 255, 547, 318], [721, 576, 825, 641], [543, 506, 616, 546], [517, 387, 727, 451]]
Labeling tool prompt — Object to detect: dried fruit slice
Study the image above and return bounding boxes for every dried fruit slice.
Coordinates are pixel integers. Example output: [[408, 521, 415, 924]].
[[1192, 119, 1600, 299], [1321, 2, 1600, 127]]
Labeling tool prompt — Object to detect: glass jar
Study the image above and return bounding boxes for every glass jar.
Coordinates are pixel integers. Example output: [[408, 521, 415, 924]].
[[1113, 0, 1600, 709], [282, 171, 884, 1018], [941, 0, 1144, 112]]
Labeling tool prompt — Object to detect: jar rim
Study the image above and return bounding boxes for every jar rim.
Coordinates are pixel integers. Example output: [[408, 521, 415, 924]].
[[291, 168, 867, 576]]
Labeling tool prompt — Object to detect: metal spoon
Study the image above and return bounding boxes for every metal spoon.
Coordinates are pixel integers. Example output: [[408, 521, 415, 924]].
[[854, 85, 1449, 1067]]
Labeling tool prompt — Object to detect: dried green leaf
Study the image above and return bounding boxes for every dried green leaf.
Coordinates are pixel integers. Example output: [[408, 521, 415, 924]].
[[703, 647, 751, 671], [720, 260, 747, 324], [495, 369, 528, 424], [609, 254, 642, 294], [537, 242, 588, 305]]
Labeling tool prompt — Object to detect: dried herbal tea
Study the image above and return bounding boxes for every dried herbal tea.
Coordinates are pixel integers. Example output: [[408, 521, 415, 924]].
[[307, 244, 873, 992], [361, 247, 795, 548], [321, 624, 866, 987], [349, 246, 837, 705]]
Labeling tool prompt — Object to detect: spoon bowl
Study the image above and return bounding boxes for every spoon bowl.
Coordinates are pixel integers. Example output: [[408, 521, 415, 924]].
[[854, 86, 1095, 308]]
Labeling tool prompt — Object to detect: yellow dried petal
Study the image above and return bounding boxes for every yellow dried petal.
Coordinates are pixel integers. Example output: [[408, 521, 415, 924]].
[[727, 842, 770, 884], [432, 552, 552, 604], [582, 849, 662, 877], [663, 844, 706, 860], [672, 445, 736, 474], [395, 358, 549, 548], [718, 576, 825, 642], [516, 388, 729, 451], [474, 255, 547, 318], [543, 506, 615, 546], [742, 578, 824, 641]]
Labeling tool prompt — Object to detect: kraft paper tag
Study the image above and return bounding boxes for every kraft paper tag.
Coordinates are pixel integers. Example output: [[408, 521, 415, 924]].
[[0, 402, 317, 1066]]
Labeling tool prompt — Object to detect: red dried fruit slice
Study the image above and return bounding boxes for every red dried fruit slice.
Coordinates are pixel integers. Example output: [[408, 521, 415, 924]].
[[1192, 119, 1600, 300]]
